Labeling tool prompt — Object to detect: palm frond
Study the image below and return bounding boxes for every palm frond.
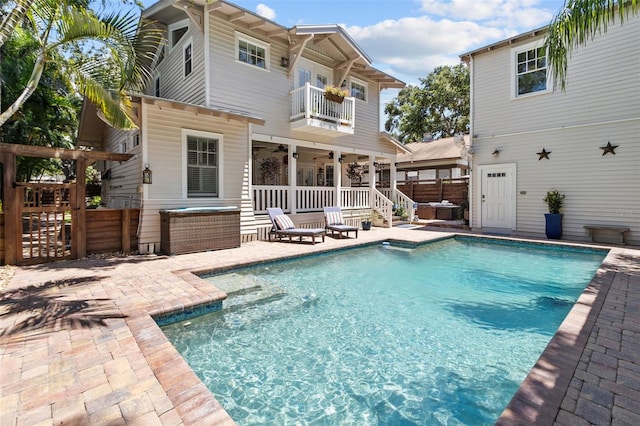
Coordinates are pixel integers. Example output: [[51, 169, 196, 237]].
[[545, 0, 638, 90]]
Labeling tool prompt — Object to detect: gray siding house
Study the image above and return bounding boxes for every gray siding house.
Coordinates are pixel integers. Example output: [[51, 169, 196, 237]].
[[461, 15, 639, 245], [77, 0, 411, 251]]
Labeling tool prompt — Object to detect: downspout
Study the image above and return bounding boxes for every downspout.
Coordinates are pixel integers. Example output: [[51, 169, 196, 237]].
[[467, 54, 475, 230]]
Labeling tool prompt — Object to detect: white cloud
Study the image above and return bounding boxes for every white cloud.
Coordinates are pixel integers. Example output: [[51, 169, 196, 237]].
[[347, 17, 511, 84], [255, 3, 276, 20]]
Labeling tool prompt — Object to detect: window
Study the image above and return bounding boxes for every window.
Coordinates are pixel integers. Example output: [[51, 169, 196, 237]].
[[185, 132, 221, 197], [350, 78, 367, 101], [154, 76, 160, 97], [169, 20, 189, 48], [184, 41, 192, 77], [120, 140, 127, 153], [316, 74, 328, 88], [512, 41, 551, 98], [236, 33, 269, 70], [132, 133, 140, 148]]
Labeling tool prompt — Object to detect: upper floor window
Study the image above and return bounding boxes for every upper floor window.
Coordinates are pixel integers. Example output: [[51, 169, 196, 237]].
[[512, 41, 551, 98], [184, 131, 222, 197], [169, 20, 189, 48], [350, 78, 367, 102], [236, 32, 269, 70], [184, 41, 192, 77]]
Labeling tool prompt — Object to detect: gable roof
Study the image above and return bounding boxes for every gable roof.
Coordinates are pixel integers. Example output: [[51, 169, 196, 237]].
[[396, 135, 469, 170], [143, 0, 404, 89], [460, 27, 547, 61]]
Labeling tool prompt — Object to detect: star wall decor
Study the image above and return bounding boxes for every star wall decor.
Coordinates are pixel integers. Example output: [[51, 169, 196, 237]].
[[537, 148, 551, 160], [600, 141, 618, 156]]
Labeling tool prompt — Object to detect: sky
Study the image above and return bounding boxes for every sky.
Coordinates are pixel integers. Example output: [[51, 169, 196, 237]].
[[139, 0, 565, 87]]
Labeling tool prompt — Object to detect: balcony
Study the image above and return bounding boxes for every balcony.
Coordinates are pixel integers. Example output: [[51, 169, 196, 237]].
[[290, 83, 355, 137]]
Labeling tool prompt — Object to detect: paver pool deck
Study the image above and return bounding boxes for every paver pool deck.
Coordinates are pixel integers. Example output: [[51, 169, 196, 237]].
[[0, 226, 638, 425]]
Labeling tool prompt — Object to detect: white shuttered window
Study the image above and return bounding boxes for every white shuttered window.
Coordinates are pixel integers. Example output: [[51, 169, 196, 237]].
[[186, 133, 220, 197]]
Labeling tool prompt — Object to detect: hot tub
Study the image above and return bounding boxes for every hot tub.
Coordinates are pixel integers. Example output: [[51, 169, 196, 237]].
[[160, 207, 240, 255]]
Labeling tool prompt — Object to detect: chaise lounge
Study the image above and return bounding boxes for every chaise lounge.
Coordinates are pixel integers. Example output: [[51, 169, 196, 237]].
[[267, 207, 326, 244], [323, 206, 359, 239]]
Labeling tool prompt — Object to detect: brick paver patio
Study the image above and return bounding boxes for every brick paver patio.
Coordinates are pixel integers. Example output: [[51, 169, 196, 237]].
[[0, 226, 638, 425]]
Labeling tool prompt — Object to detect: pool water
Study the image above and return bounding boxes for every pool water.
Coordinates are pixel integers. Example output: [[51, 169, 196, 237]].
[[161, 237, 606, 425]]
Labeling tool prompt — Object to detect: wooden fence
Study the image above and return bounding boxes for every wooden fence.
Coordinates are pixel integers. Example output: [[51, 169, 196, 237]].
[[0, 209, 139, 265], [397, 178, 468, 205]]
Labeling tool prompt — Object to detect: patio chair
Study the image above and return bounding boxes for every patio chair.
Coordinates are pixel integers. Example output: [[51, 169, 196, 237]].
[[267, 208, 325, 244], [323, 206, 359, 239]]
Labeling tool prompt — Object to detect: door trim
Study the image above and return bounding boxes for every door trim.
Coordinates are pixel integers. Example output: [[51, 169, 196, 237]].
[[478, 163, 517, 230]]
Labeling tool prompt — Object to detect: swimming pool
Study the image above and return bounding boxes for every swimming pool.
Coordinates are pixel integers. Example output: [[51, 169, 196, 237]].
[[161, 237, 607, 425]]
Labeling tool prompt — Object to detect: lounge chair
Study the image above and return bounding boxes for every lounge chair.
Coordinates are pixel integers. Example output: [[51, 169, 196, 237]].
[[267, 208, 325, 244], [323, 206, 358, 239]]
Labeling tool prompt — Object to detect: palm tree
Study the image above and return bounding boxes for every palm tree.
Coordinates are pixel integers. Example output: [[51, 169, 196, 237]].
[[0, 0, 162, 129], [545, 0, 638, 90]]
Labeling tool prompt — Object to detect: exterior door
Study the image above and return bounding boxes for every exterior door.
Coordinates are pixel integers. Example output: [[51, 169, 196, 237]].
[[480, 164, 516, 229]]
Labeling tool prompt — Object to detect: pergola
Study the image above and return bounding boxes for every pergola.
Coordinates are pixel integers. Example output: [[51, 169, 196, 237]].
[[1, 143, 132, 265]]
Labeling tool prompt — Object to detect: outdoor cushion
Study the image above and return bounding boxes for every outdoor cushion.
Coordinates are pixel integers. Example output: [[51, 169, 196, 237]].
[[274, 214, 295, 230], [325, 211, 344, 226]]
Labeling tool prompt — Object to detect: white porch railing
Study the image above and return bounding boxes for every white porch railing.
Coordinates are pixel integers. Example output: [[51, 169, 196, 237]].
[[253, 185, 290, 212], [371, 188, 394, 228], [253, 186, 414, 226], [393, 189, 416, 222], [340, 187, 370, 209], [290, 83, 355, 130]]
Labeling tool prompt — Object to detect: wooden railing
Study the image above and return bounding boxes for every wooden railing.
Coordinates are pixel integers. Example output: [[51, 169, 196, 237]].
[[296, 187, 335, 212], [253, 185, 290, 212], [290, 83, 355, 129], [394, 189, 416, 222]]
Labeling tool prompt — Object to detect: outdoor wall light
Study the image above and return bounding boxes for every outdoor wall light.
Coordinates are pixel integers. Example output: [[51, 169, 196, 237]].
[[492, 148, 500, 157], [328, 151, 334, 159], [142, 164, 152, 184], [292, 152, 299, 159], [338, 155, 345, 163], [373, 161, 380, 168], [280, 57, 289, 67]]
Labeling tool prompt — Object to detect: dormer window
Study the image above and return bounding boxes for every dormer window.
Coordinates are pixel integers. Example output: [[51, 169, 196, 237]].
[[169, 19, 189, 48]]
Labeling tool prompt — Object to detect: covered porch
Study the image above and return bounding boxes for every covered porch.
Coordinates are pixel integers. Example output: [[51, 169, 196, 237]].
[[250, 139, 415, 231]]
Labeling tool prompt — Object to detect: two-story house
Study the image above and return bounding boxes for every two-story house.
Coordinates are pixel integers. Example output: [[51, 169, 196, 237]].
[[460, 15, 639, 246], [77, 0, 411, 252]]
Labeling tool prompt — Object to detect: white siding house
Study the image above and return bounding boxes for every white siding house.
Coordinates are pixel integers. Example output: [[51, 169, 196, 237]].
[[77, 0, 411, 251], [461, 16, 640, 245]]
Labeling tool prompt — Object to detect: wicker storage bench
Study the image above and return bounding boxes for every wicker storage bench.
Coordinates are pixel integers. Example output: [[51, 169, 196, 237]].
[[160, 207, 240, 255]]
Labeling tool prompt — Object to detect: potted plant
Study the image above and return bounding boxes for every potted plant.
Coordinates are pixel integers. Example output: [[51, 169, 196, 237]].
[[543, 188, 565, 239], [361, 211, 375, 231], [324, 85, 349, 104], [259, 157, 281, 183], [345, 162, 365, 181]]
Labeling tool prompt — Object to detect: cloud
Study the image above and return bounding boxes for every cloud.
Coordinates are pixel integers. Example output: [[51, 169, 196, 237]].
[[346, 1, 554, 85], [347, 17, 511, 84], [255, 3, 276, 20]]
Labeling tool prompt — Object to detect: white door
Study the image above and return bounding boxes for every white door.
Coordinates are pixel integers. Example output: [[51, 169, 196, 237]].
[[480, 165, 516, 229]]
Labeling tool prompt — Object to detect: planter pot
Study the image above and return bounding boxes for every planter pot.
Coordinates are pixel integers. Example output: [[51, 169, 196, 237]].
[[324, 92, 345, 104], [545, 213, 563, 239], [361, 221, 372, 231]]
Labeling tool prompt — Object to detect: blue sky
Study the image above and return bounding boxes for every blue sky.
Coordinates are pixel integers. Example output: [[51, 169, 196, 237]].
[[140, 0, 564, 87]]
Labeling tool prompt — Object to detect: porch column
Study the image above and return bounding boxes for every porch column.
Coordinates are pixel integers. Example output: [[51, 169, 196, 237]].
[[74, 158, 88, 259], [369, 155, 377, 189], [334, 151, 342, 207], [1, 153, 18, 265], [289, 145, 296, 214], [390, 159, 397, 200]]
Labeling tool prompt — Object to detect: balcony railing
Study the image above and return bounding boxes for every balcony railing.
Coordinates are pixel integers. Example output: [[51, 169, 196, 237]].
[[290, 83, 355, 136]]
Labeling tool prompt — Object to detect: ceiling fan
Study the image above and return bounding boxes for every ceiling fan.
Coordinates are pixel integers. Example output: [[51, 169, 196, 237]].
[[272, 144, 288, 153]]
